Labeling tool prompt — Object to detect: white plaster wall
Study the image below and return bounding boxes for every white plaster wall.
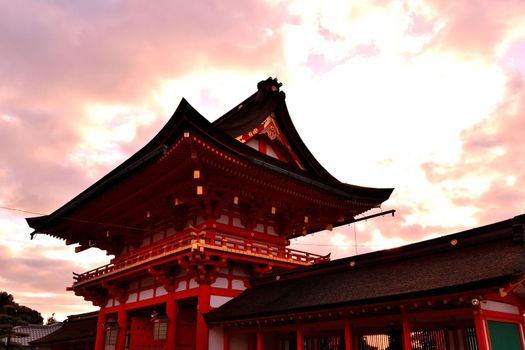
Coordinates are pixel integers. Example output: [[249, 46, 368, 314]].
[[176, 280, 186, 292], [481, 300, 520, 314], [266, 144, 278, 159], [139, 288, 154, 300], [212, 277, 229, 288], [127, 292, 138, 303], [208, 326, 224, 350], [217, 214, 229, 224], [189, 278, 198, 289], [231, 279, 246, 290], [156, 286, 168, 296]]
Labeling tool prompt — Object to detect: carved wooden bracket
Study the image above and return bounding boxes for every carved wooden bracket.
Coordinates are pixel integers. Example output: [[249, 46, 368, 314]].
[[148, 266, 179, 292], [75, 286, 108, 307], [102, 282, 128, 304], [253, 264, 273, 277], [179, 252, 227, 285]]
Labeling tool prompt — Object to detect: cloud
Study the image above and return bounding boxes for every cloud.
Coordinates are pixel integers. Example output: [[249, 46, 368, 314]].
[[422, 73, 525, 223], [0, 241, 103, 321], [0, 0, 293, 321], [2, 0, 525, 320], [0, 0, 292, 213], [426, 0, 525, 58]]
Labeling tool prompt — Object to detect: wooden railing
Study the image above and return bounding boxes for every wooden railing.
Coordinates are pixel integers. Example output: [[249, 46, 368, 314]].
[[73, 230, 329, 284]]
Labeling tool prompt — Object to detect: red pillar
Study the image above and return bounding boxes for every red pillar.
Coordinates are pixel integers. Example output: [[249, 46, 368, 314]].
[[257, 328, 264, 350], [196, 284, 211, 350], [401, 308, 412, 350], [223, 327, 230, 350], [344, 316, 353, 350], [473, 309, 489, 350], [166, 294, 178, 350], [297, 321, 304, 350], [94, 309, 107, 350], [116, 305, 129, 350]]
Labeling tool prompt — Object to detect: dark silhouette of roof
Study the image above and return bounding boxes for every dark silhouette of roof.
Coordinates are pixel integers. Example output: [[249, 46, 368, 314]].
[[207, 214, 525, 322], [27, 78, 392, 240], [8, 323, 63, 346], [30, 312, 97, 346]]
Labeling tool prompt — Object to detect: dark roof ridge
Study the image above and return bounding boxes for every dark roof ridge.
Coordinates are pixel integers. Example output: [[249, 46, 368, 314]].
[[26, 98, 210, 232], [252, 213, 525, 287], [213, 78, 341, 181]]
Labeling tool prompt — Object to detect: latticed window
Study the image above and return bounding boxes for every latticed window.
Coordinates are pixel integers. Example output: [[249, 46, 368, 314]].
[[105, 323, 118, 345], [153, 318, 168, 340]]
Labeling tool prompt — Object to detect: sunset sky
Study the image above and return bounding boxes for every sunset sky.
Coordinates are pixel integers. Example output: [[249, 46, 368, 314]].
[[1, 0, 525, 321]]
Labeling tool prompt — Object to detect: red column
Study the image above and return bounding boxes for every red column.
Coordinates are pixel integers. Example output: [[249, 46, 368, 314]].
[[257, 328, 264, 350], [297, 321, 304, 350], [196, 284, 211, 350], [223, 327, 230, 350], [401, 308, 412, 350], [116, 305, 129, 350], [473, 309, 489, 350], [166, 294, 178, 350], [344, 316, 353, 350], [94, 309, 107, 350]]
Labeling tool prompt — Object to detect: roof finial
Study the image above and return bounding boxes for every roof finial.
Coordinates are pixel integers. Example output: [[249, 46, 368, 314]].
[[256, 77, 282, 102]]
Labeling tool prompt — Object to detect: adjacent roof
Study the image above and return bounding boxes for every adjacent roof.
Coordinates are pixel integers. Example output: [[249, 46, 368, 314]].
[[9, 323, 63, 346], [207, 214, 525, 323], [26, 78, 393, 239], [30, 312, 97, 346]]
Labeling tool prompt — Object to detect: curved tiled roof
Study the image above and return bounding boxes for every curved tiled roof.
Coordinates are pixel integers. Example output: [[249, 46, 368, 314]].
[[30, 312, 97, 346], [9, 323, 63, 346], [207, 214, 525, 322]]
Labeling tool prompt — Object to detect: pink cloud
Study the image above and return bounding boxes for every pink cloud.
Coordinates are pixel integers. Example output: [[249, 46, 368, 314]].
[[0, 0, 292, 319], [0, 0, 292, 213], [422, 73, 525, 223], [0, 243, 98, 320], [426, 0, 525, 57]]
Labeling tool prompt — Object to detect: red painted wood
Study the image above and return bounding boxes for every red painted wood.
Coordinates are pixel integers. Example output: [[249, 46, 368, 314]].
[[166, 295, 178, 350], [482, 309, 523, 322], [94, 310, 106, 350], [344, 316, 353, 350], [116, 306, 129, 350], [258, 137, 267, 155], [176, 298, 197, 350], [473, 310, 488, 350], [223, 327, 230, 350], [297, 321, 304, 350], [196, 285, 211, 350], [401, 308, 412, 350], [257, 328, 264, 350], [129, 316, 167, 350]]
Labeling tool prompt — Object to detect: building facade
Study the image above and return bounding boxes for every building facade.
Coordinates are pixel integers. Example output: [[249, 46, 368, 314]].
[[27, 79, 525, 350], [27, 78, 392, 350]]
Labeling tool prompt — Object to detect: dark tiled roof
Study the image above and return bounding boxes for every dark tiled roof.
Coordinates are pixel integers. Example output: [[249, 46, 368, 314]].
[[207, 214, 525, 322], [9, 323, 63, 346], [30, 312, 98, 345], [26, 78, 392, 242]]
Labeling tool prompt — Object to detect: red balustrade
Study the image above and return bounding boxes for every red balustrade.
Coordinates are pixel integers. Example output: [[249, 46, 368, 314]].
[[73, 230, 329, 284]]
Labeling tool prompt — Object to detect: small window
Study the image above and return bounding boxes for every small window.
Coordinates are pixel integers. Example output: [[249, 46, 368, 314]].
[[105, 324, 118, 345], [153, 318, 168, 340]]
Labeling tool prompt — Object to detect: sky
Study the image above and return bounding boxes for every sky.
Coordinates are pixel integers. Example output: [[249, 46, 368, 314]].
[[1, 0, 525, 322]]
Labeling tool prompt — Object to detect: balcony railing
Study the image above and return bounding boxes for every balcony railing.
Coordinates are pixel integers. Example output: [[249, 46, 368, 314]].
[[73, 229, 329, 284]]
